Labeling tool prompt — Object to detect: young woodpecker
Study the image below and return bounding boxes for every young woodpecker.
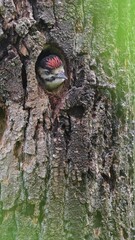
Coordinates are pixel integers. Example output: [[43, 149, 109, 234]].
[[37, 55, 67, 91]]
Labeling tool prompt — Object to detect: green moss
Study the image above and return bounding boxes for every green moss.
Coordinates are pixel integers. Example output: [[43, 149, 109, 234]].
[[0, 6, 5, 16]]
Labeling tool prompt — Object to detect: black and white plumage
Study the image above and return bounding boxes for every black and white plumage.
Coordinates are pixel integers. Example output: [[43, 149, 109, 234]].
[[37, 55, 67, 91]]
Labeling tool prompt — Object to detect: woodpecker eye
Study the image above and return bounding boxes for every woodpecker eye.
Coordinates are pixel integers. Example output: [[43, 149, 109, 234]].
[[45, 70, 50, 75]]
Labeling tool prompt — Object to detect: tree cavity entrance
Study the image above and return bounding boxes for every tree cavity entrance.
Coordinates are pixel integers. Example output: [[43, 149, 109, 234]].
[[35, 44, 69, 92]]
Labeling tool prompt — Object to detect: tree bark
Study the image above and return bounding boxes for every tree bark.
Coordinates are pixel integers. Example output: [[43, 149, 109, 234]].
[[0, 0, 134, 239]]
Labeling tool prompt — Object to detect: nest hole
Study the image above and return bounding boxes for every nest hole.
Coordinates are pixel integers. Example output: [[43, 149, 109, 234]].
[[35, 44, 69, 92]]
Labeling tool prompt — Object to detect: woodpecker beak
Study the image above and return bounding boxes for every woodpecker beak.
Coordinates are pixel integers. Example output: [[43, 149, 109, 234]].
[[57, 72, 67, 80]]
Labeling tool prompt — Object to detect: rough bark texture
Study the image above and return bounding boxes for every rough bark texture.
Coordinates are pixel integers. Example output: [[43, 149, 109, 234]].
[[0, 0, 134, 240]]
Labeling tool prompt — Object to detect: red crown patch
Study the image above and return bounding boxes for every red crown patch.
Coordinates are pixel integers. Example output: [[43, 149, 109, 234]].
[[46, 55, 62, 69]]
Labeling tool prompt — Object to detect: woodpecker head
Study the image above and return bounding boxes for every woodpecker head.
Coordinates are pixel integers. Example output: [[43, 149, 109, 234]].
[[38, 55, 67, 91]]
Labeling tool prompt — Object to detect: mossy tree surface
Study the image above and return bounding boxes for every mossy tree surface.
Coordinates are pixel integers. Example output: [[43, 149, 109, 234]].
[[0, 0, 134, 239]]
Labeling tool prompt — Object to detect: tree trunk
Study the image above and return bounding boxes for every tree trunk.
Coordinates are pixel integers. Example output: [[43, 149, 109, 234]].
[[0, 0, 134, 239]]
